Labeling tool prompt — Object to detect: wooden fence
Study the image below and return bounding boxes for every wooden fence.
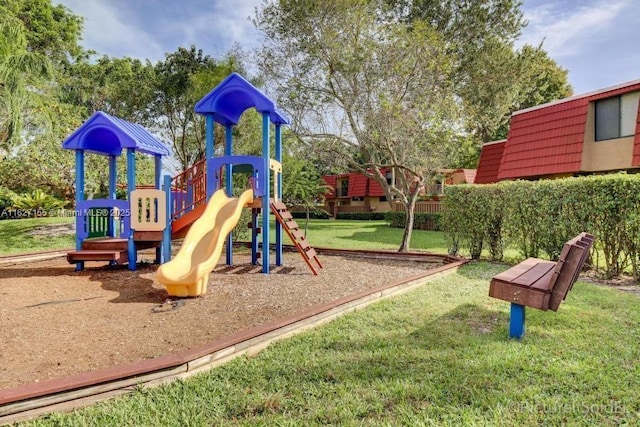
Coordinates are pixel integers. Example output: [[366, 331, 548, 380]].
[[393, 200, 442, 214]]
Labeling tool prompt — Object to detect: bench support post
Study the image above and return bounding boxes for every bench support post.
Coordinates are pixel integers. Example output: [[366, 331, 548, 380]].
[[509, 303, 525, 339]]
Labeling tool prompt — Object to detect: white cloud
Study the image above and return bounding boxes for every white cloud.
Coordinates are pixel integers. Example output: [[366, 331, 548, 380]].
[[519, 0, 629, 57], [54, 0, 165, 61], [161, 0, 263, 54]]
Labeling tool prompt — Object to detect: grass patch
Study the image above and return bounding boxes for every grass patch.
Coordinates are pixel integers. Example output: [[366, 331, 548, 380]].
[[274, 219, 450, 253], [23, 262, 640, 426], [0, 217, 74, 255]]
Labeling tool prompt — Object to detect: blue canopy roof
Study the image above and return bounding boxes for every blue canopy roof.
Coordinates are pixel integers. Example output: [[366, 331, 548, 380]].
[[194, 73, 290, 126], [62, 111, 171, 156]]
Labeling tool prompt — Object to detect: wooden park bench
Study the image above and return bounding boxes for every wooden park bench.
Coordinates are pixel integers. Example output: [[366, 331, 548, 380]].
[[489, 232, 595, 339]]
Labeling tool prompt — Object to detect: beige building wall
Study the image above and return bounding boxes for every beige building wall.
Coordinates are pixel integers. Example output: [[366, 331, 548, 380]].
[[581, 101, 635, 172]]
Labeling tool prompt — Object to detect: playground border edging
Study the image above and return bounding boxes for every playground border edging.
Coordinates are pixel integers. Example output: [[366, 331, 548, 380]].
[[0, 251, 467, 425]]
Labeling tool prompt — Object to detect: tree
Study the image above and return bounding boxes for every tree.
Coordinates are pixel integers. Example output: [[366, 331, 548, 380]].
[[0, 0, 83, 149], [282, 149, 329, 236], [152, 46, 245, 172], [3, 0, 83, 65], [400, 0, 571, 163], [256, 0, 460, 251], [0, 11, 51, 148], [60, 55, 157, 124]]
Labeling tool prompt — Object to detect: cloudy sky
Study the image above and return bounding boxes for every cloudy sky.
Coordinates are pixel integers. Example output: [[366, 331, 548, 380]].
[[54, 0, 640, 95]]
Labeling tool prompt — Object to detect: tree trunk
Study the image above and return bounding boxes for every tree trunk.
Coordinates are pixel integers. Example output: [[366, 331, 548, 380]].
[[399, 203, 415, 252], [304, 206, 310, 238]]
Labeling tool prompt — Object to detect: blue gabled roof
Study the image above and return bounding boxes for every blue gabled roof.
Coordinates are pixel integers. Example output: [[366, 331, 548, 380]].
[[194, 73, 290, 126], [62, 111, 170, 156]]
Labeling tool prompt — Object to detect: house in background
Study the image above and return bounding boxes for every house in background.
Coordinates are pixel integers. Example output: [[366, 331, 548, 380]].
[[476, 78, 640, 183], [321, 168, 476, 218], [322, 170, 390, 217]]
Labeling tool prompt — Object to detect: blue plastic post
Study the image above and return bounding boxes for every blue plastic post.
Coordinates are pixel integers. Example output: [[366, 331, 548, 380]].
[[275, 124, 283, 266], [509, 303, 526, 339], [251, 208, 259, 265], [262, 113, 270, 273], [108, 155, 117, 237], [75, 149, 85, 271], [162, 174, 172, 263], [154, 155, 162, 264], [205, 114, 215, 200], [225, 124, 233, 266], [126, 148, 136, 271]]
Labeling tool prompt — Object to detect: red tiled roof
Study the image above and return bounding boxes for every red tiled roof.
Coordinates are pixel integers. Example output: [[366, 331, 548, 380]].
[[498, 99, 588, 180], [499, 79, 640, 180], [348, 172, 368, 197], [322, 175, 337, 199], [368, 178, 385, 197], [475, 141, 506, 184]]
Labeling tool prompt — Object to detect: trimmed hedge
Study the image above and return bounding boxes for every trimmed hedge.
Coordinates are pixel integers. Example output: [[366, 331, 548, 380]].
[[385, 211, 442, 231], [290, 210, 331, 220], [336, 212, 387, 221], [442, 173, 640, 279]]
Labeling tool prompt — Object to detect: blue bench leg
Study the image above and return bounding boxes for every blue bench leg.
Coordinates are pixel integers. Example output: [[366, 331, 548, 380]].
[[509, 303, 526, 339]]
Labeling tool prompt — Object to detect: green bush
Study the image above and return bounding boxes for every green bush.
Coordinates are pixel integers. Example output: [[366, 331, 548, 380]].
[[290, 210, 331, 220], [0, 187, 17, 212], [384, 211, 441, 231], [10, 189, 66, 217], [443, 185, 503, 260], [442, 173, 640, 279], [336, 212, 386, 221]]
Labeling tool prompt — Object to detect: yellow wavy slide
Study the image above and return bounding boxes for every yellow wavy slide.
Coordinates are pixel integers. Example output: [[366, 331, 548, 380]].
[[157, 188, 253, 297]]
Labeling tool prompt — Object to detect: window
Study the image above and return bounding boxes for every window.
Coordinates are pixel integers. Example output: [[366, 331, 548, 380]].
[[338, 180, 348, 197], [379, 196, 387, 202], [385, 171, 393, 185], [595, 92, 640, 141]]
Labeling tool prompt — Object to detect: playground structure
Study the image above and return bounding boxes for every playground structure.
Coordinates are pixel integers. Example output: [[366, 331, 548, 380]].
[[157, 188, 254, 297], [63, 73, 322, 296]]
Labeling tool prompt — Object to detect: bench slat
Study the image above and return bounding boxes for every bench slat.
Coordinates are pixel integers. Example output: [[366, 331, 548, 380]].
[[548, 244, 586, 311], [511, 261, 556, 288], [530, 267, 557, 291], [492, 258, 541, 283]]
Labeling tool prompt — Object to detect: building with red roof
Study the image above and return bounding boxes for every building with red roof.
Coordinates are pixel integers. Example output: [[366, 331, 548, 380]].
[[322, 168, 475, 217], [476, 78, 640, 183], [322, 170, 392, 217]]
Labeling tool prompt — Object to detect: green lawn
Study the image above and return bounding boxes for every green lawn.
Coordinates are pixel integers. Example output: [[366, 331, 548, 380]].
[[0, 217, 74, 255], [278, 219, 450, 253], [22, 262, 640, 426], [0, 217, 451, 256]]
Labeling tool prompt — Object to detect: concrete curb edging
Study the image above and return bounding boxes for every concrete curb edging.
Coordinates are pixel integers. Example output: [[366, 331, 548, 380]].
[[0, 252, 467, 425]]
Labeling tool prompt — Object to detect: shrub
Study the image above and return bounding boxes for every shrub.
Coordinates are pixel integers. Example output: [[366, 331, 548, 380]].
[[443, 185, 503, 260], [0, 187, 17, 212], [290, 210, 331, 220], [336, 212, 386, 221], [11, 189, 66, 216], [384, 211, 442, 231], [441, 173, 640, 279]]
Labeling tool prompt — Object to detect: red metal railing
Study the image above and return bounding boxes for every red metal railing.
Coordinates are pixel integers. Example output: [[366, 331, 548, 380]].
[[170, 159, 207, 220]]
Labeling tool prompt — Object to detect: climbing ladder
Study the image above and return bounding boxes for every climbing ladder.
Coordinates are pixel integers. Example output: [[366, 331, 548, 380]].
[[270, 200, 323, 275]]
